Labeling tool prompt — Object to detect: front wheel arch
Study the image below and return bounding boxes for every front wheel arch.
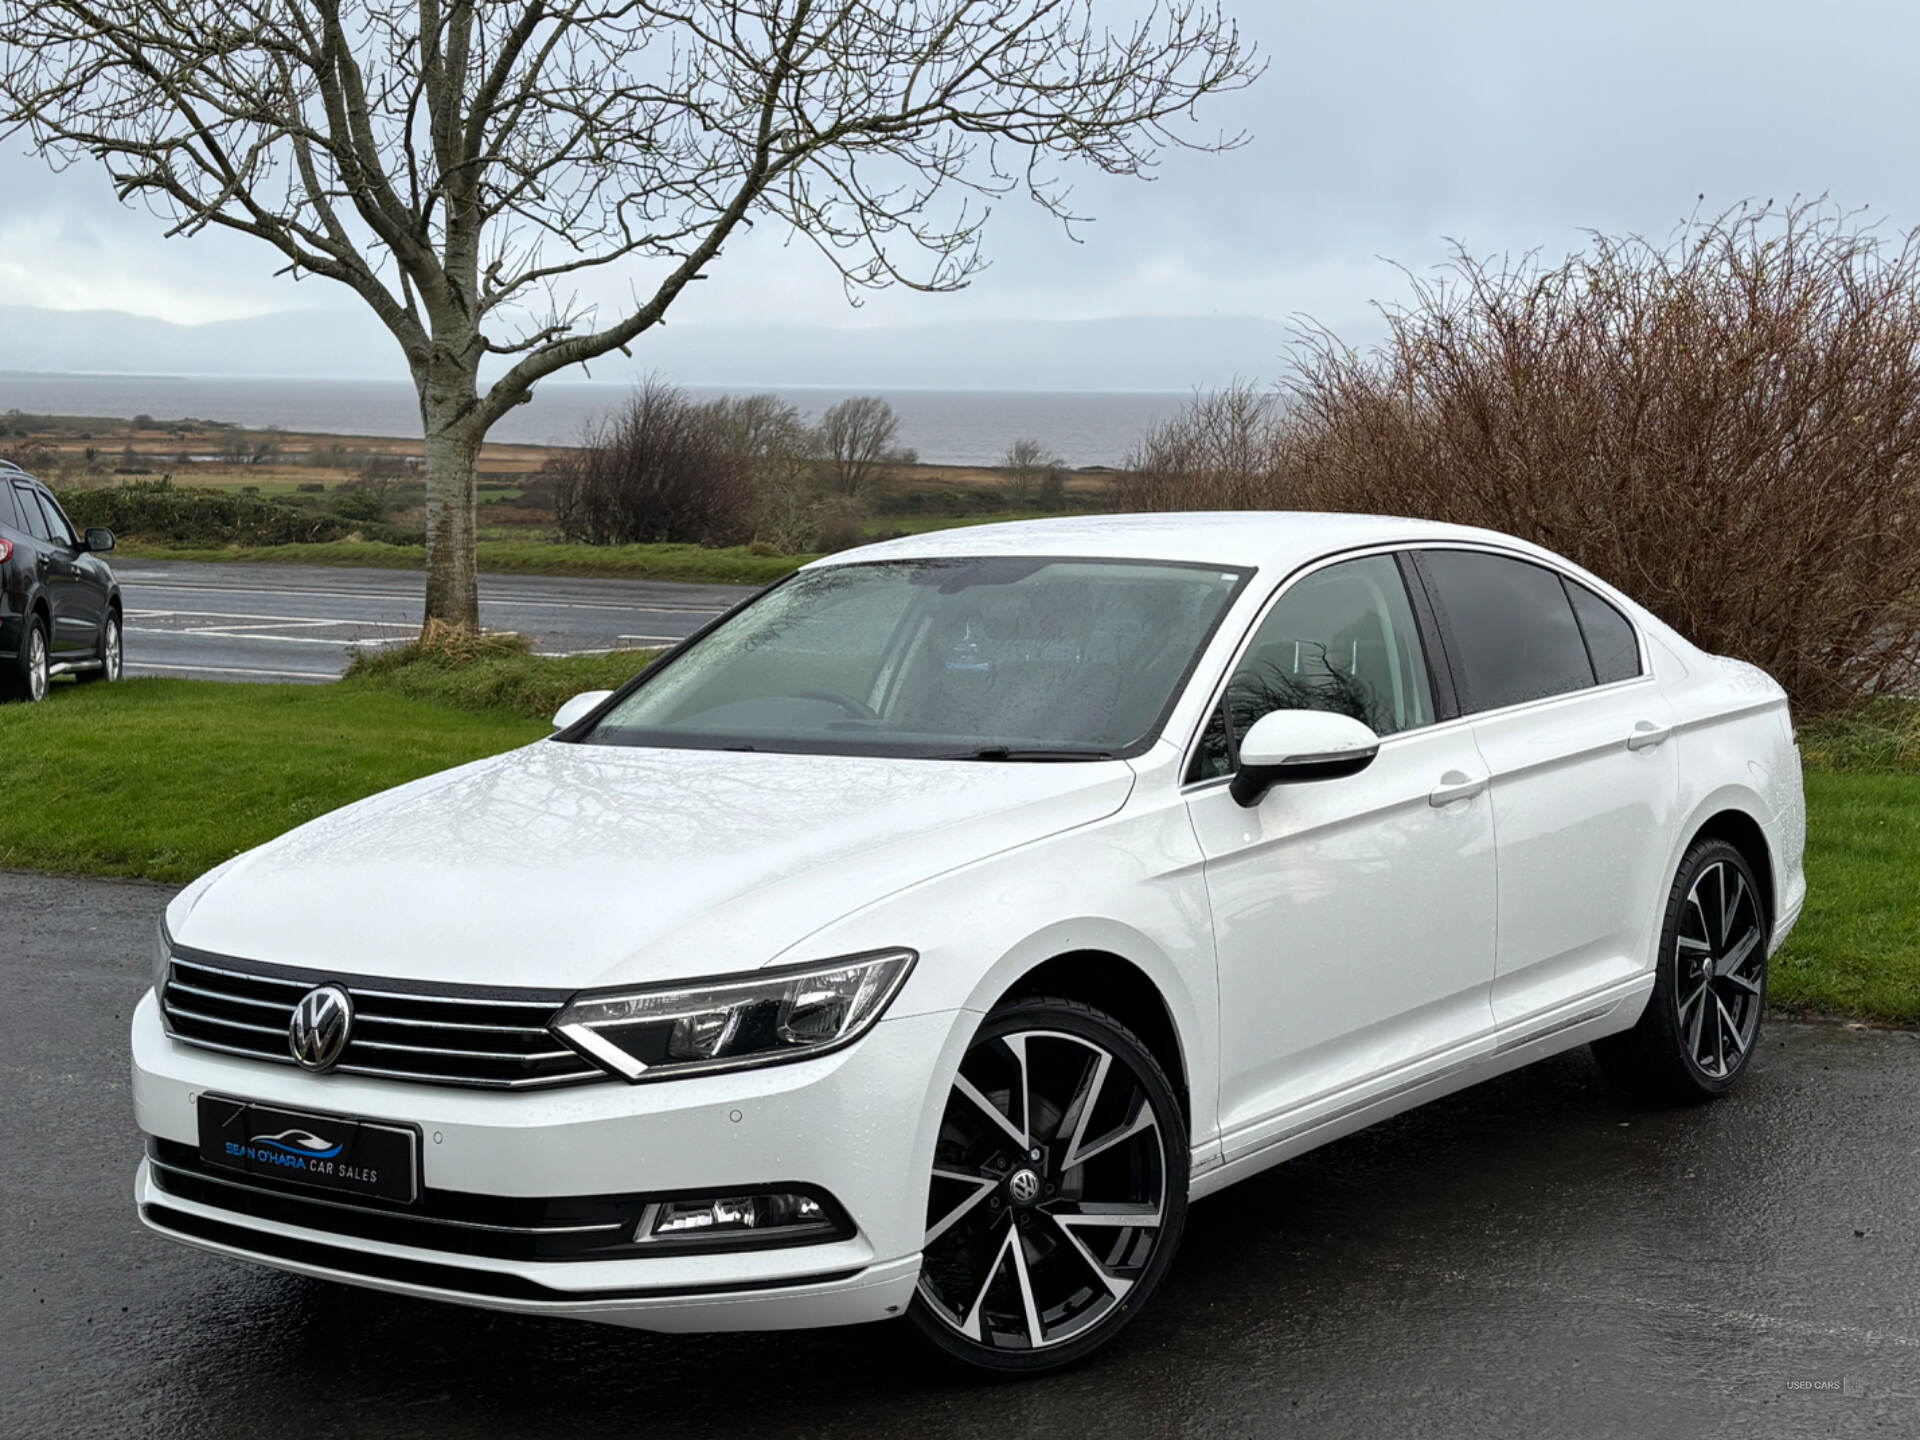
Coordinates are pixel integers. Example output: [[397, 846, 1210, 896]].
[[995, 950, 1189, 1129]]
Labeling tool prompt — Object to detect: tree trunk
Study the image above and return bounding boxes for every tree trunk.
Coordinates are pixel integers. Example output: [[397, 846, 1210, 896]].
[[419, 371, 484, 631]]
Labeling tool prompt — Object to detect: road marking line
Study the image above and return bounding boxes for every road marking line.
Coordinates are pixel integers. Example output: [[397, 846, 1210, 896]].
[[126, 662, 335, 680], [125, 580, 728, 614], [125, 627, 415, 648], [542, 646, 666, 658], [128, 607, 418, 627]]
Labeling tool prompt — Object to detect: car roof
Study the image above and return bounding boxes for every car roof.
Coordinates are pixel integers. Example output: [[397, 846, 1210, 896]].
[[811, 511, 1550, 576]]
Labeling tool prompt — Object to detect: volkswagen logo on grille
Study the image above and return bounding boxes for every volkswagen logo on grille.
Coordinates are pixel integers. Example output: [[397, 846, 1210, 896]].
[[288, 985, 353, 1072]]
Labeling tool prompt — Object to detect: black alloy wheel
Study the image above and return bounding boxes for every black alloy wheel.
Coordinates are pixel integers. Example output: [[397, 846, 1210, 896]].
[[910, 997, 1188, 1372], [1593, 837, 1769, 1101]]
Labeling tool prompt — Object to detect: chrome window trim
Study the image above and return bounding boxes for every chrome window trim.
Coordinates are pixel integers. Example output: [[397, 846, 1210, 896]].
[[1175, 538, 1654, 791]]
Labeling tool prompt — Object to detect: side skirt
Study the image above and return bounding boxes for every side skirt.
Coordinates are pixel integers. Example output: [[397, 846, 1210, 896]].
[[1190, 976, 1653, 1202]]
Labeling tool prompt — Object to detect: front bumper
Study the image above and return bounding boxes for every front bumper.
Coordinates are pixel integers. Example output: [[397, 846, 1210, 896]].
[[131, 989, 963, 1332]]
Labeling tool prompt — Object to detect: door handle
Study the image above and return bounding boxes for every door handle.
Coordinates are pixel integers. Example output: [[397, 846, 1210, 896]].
[[1428, 770, 1488, 807], [1627, 721, 1672, 751]]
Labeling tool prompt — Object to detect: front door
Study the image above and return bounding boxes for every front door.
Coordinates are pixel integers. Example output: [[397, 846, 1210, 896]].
[[1185, 553, 1499, 1161]]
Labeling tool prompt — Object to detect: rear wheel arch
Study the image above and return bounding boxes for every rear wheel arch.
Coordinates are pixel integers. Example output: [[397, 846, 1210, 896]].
[[1688, 808, 1775, 937]]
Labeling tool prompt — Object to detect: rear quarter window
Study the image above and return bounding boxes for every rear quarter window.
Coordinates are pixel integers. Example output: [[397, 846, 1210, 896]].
[[0, 482, 18, 531], [13, 483, 53, 542], [1413, 549, 1596, 714], [1563, 578, 1642, 684]]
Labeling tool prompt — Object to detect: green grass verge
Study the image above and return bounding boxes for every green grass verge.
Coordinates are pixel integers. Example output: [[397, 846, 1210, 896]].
[[1, 678, 549, 882], [1771, 770, 1920, 1023], [114, 538, 814, 586]]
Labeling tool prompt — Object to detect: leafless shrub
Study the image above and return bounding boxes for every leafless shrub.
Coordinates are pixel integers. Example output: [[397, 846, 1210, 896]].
[[1112, 381, 1292, 512], [1122, 204, 1920, 709], [549, 379, 757, 547]]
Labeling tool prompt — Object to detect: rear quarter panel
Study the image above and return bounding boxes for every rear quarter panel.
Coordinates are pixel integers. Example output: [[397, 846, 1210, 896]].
[[1647, 631, 1807, 951]]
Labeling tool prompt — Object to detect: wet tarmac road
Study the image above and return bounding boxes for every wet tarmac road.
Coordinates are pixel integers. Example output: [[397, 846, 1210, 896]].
[[113, 559, 750, 682], [6, 867, 1919, 1438]]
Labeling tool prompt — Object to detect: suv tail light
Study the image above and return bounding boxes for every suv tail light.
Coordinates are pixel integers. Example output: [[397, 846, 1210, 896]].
[[0, 537, 12, 563]]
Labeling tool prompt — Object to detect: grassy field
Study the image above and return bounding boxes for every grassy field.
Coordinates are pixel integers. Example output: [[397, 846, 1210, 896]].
[[116, 537, 816, 586], [1770, 770, 1920, 1021], [3, 664, 1915, 1023], [1, 642, 654, 881]]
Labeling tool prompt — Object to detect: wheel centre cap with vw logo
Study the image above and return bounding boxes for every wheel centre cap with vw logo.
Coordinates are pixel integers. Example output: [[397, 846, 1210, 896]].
[[288, 985, 354, 1072], [1008, 1168, 1042, 1205]]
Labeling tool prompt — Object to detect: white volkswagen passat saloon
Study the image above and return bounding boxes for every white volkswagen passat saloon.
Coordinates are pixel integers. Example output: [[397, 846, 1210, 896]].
[[132, 513, 1806, 1373]]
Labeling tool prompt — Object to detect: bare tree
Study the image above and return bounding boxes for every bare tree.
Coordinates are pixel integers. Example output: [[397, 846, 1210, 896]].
[[0, 3, 1259, 628], [819, 394, 915, 498], [1000, 436, 1064, 507]]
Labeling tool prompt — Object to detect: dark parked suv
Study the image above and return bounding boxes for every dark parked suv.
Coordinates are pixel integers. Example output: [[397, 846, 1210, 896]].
[[0, 461, 121, 702]]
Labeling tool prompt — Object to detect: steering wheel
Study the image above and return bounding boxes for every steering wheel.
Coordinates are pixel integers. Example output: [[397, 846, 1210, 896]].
[[792, 687, 880, 720]]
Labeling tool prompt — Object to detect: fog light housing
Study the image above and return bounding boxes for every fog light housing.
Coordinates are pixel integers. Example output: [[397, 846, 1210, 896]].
[[635, 1190, 838, 1245]]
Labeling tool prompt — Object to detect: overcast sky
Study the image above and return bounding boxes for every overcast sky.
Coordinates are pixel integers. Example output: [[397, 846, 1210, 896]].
[[2, 0, 1916, 355]]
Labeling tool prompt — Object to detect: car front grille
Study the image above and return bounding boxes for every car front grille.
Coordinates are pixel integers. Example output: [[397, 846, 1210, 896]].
[[160, 950, 607, 1090]]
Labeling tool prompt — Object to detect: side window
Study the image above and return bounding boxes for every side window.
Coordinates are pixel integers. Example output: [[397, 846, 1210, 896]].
[[33, 488, 78, 547], [14, 484, 54, 542], [1191, 555, 1434, 781], [0, 481, 18, 531], [1414, 550, 1594, 713], [1563, 578, 1641, 685]]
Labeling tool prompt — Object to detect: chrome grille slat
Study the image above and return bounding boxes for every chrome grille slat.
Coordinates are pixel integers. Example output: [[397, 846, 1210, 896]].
[[167, 980, 296, 1012], [352, 1013, 553, 1036], [170, 958, 312, 990], [351, 1038, 580, 1063], [161, 954, 607, 1091], [334, 1061, 611, 1090], [163, 1003, 289, 1038]]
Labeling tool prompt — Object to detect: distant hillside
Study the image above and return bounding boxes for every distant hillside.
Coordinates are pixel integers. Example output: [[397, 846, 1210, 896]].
[[0, 306, 1293, 392]]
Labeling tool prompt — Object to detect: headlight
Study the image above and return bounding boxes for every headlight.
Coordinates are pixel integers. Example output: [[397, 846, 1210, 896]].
[[551, 949, 916, 1083]]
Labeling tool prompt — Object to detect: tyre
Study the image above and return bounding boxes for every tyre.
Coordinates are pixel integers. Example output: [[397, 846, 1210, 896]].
[[909, 996, 1189, 1374], [1592, 838, 1769, 1102], [2, 614, 50, 703], [78, 609, 121, 683]]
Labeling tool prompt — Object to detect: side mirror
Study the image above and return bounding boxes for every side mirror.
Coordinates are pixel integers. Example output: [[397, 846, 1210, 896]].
[[551, 689, 614, 731], [84, 527, 115, 553], [1230, 709, 1381, 808]]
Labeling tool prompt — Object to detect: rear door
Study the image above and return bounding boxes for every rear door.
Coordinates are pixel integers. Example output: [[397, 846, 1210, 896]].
[[1408, 548, 1681, 1029], [1187, 552, 1499, 1156]]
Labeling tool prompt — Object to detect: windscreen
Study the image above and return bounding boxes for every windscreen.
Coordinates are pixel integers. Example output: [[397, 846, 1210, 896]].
[[577, 557, 1248, 758]]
